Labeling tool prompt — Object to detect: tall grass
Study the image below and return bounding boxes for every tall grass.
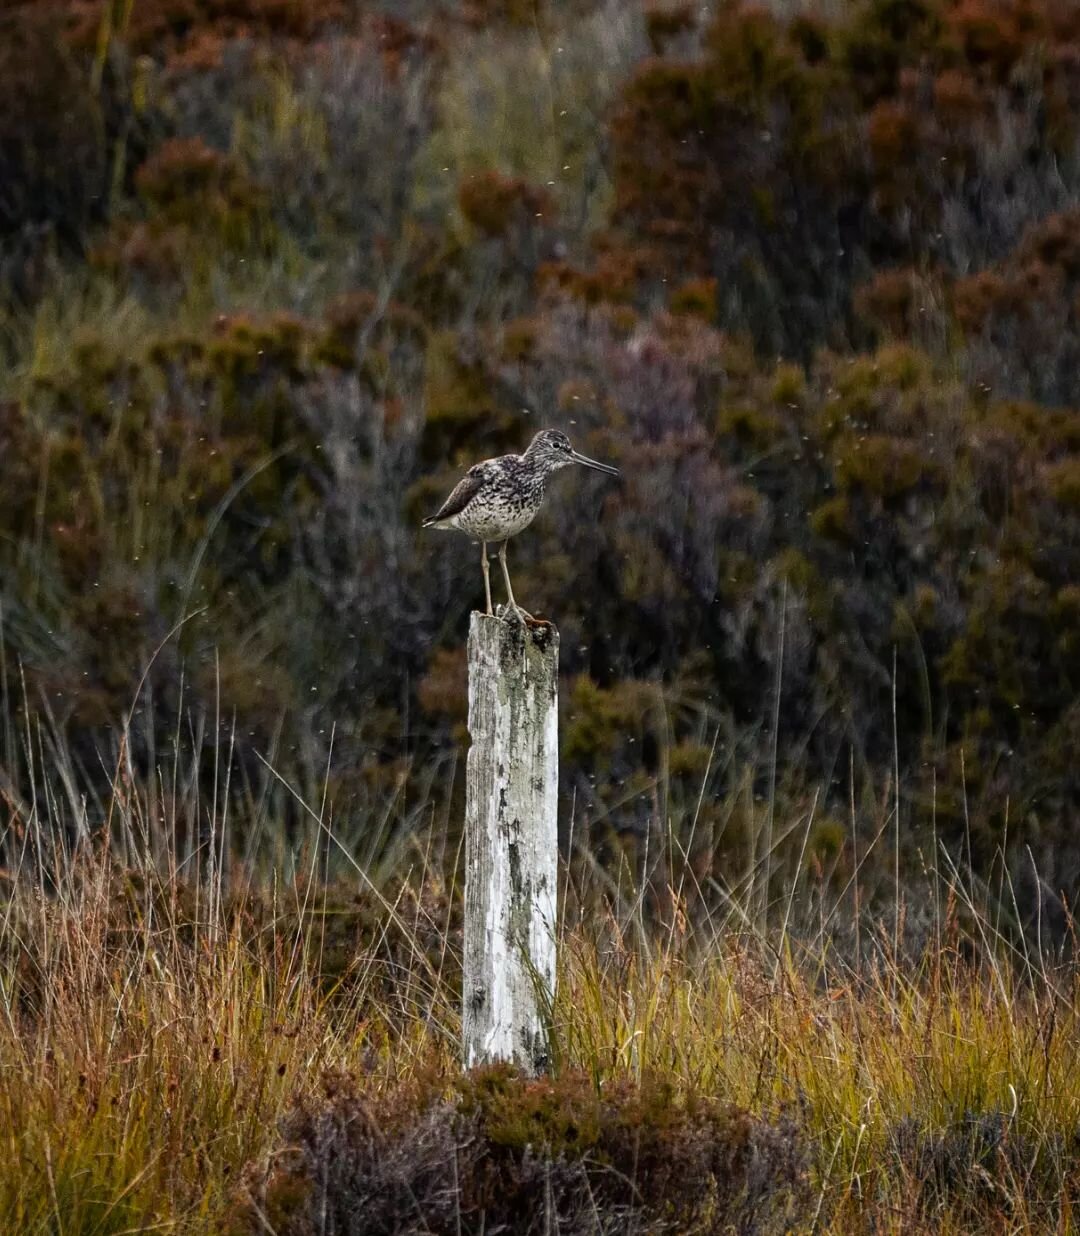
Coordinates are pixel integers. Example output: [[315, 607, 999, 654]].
[[2, 697, 1078, 1233]]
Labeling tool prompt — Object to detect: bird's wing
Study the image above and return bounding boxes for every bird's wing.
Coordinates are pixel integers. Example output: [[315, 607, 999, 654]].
[[423, 463, 487, 526]]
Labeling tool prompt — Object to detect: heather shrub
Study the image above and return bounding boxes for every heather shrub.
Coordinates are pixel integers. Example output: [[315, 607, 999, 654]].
[[4, 275, 1080, 929], [2, 0, 1080, 941], [232, 1067, 811, 1235], [604, 0, 1080, 358]]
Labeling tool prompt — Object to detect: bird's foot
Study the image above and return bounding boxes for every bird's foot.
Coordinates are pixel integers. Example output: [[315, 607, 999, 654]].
[[497, 602, 535, 625]]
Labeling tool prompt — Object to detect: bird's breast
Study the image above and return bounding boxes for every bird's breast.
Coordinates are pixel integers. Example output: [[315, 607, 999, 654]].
[[452, 482, 544, 541]]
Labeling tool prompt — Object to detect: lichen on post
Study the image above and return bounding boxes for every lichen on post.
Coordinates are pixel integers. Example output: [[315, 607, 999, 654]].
[[463, 611, 559, 1074]]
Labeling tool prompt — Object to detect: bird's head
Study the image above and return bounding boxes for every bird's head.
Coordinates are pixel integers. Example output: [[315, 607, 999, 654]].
[[525, 429, 620, 478]]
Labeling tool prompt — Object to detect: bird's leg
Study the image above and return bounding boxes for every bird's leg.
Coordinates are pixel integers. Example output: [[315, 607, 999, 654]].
[[480, 541, 493, 616], [498, 541, 533, 622]]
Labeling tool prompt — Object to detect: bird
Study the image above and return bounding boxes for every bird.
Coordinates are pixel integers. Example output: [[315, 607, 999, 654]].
[[423, 429, 620, 619]]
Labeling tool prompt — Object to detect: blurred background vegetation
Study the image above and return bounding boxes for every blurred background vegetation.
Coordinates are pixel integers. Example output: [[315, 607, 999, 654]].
[[1, 0, 1079, 944]]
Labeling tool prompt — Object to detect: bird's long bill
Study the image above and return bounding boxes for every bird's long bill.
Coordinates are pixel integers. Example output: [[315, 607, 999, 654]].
[[570, 449, 620, 477]]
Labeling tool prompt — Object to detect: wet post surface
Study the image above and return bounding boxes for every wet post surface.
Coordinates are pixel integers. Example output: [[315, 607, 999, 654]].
[[462, 612, 559, 1074]]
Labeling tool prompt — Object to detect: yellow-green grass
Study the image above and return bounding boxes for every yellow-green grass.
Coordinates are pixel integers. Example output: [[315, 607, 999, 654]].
[[2, 830, 1079, 1233]]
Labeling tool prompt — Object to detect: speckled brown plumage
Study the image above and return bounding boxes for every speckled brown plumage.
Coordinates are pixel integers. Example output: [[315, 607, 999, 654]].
[[423, 429, 619, 618]]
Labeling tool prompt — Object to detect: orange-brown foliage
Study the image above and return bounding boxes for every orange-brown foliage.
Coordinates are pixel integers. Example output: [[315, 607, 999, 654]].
[[458, 171, 555, 238]]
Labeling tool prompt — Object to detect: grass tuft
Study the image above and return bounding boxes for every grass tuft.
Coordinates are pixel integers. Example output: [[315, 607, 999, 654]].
[[3, 755, 1080, 1232]]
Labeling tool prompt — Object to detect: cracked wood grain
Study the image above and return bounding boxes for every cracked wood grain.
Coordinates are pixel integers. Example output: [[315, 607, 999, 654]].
[[463, 613, 559, 1074]]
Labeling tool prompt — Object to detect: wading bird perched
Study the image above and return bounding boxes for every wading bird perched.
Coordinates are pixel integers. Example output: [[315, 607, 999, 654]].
[[423, 429, 620, 619]]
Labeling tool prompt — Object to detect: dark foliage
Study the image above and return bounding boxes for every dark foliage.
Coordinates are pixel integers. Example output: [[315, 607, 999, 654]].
[[3, 0, 1080, 938], [230, 1066, 810, 1234], [884, 1108, 1067, 1228], [606, 0, 1080, 359], [0, 6, 161, 298]]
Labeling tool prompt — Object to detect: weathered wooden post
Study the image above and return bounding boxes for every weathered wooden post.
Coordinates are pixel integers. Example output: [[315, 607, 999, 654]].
[[463, 611, 559, 1073]]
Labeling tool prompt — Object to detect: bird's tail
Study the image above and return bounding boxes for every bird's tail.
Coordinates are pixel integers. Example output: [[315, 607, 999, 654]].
[[421, 516, 442, 528]]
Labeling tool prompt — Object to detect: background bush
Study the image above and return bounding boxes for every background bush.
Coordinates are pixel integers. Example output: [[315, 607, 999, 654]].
[[1, 0, 1079, 942]]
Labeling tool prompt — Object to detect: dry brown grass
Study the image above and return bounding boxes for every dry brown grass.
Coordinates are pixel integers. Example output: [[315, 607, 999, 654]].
[[3, 758, 1079, 1233]]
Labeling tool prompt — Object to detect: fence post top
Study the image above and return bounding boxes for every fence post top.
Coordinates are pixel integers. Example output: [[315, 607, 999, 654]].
[[468, 611, 560, 657]]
